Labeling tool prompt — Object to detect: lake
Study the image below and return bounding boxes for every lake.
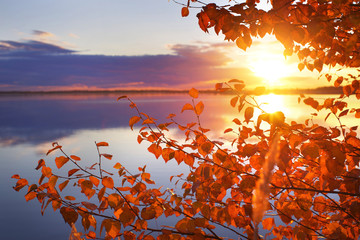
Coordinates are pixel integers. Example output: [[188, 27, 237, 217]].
[[0, 92, 356, 239]]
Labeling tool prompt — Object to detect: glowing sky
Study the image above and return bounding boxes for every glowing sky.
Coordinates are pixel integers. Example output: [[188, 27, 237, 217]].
[[0, 0, 323, 91]]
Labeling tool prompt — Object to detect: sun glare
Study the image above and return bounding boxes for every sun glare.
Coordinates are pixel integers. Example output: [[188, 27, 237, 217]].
[[250, 56, 293, 86], [257, 94, 287, 114]]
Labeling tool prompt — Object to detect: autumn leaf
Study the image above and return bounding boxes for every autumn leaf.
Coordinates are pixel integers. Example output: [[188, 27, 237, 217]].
[[181, 7, 189, 17], [68, 168, 80, 177], [70, 155, 81, 161], [60, 207, 78, 226], [101, 154, 113, 160], [181, 103, 194, 113], [13, 178, 28, 191], [230, 96, 238, 107], [81, 201, 97, 211], [244, 107, 254, 123], [41, 166, 52, 178], [262, 218, 274, 230], [24, 191, 37, 202], [55, 156, 69, 169], [102, 176, 114, 189], [96, 141, 109, 147], [59, 180, 69, 192], [129, 116, 141, 130], [35, 159, 45, 170], [195, 101, 204, 115], [189, 88, 199, 98]]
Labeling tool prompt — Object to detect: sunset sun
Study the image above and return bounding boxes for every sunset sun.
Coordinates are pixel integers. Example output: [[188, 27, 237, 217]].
[[248, 48, 293, 87]]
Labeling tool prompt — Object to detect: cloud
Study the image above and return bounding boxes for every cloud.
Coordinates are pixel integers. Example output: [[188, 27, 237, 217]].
[[0, 40, 76, 57], [32, 30, 55, 38], [0, 39, 262, 91]]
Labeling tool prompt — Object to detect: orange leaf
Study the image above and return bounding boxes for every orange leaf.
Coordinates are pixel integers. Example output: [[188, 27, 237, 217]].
[[25, 191, 37, 202], [60, 207, 78, 226], [298, 62, 305, 71], [86, 231, 96, 239], [338, 109, 349, 117], [59, 180, 69, 192], [48, 175, 58, 190], [55, 156, 69, 169], [230, 96, 238, 107], [65, 196, 76, 201], [102, 176, 114, 189], [262, 218, 275, 230], [82, 201, 97, 211], [113, 162, 122, 169], [96, 141, 109, 147], [89, 176, 100, 187], [129, 116, 141, 130], [189, 88, 199, 98], [70, 155, 81, 161], [41, 166, 52, 178], [181, 7, 189, 17], [102, 154, 113, 160], [244, 107, 254, 123], [195, 101, 204, 115], [234, 84, 245, 91], [35, 159, 45, 170], [68, 168, 80, 177], [13, 178, 28, 191], [11, 174, 20, 179], [236, 36, 247, 51], [117, 95, 127, 101], [181, 103, 194, 113], [343, 85, 352, 97]]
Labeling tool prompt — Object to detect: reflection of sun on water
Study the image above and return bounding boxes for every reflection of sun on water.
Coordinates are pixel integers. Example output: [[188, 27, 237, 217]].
[[257, 94, 288, 114]]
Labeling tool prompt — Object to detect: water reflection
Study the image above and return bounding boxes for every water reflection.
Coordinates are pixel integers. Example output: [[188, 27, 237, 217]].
[[1, 92, 357, 240]]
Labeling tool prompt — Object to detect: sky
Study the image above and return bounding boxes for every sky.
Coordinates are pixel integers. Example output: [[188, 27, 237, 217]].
[[0, 0, 323, 91]]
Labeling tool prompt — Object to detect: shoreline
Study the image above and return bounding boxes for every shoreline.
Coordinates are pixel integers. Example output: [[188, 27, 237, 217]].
[[0, 86, 343, 96]]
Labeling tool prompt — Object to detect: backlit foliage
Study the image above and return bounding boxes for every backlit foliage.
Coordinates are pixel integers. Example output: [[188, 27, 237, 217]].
[[12, 0, 360, 239], [182, 0, 360, 70]]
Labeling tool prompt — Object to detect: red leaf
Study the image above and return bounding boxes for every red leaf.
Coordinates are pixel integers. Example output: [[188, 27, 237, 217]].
[[55, 156, 69, 169], [181, 103, 194, 113], [60, 207, 78, 226], [68, 168, 80, 177], [129, 116, 141, 130], [102, 154, 113, 160], [96, 141, 109, 147], [181, 7, 189, 17], [35, 159, 45, 170], [117, 95, 127, 101], [70, 155, 81, 161]]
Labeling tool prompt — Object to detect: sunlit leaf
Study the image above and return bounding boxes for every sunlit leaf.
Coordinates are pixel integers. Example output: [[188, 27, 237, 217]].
[[129, 116, 141, 130], [195, 101, 204, 115], [70, 155, 81, 161], [181, 103, 194, 113], [55, 156, 69, 169], [181, 7, 189, 17], [102, 176, 114, 189], [59, 180, 69, 192], [96, 141, 109, 147]]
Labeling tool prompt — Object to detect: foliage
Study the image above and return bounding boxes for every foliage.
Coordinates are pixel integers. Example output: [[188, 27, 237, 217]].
[[12, 0, 360, 239], [181, 0, 360, 70]]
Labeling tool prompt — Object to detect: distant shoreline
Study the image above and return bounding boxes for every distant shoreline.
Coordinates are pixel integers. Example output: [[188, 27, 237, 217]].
[[0, 86, 343, 96]]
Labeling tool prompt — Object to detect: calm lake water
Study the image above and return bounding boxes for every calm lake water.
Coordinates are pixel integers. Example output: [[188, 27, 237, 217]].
[[0, 92, 357, 239]]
